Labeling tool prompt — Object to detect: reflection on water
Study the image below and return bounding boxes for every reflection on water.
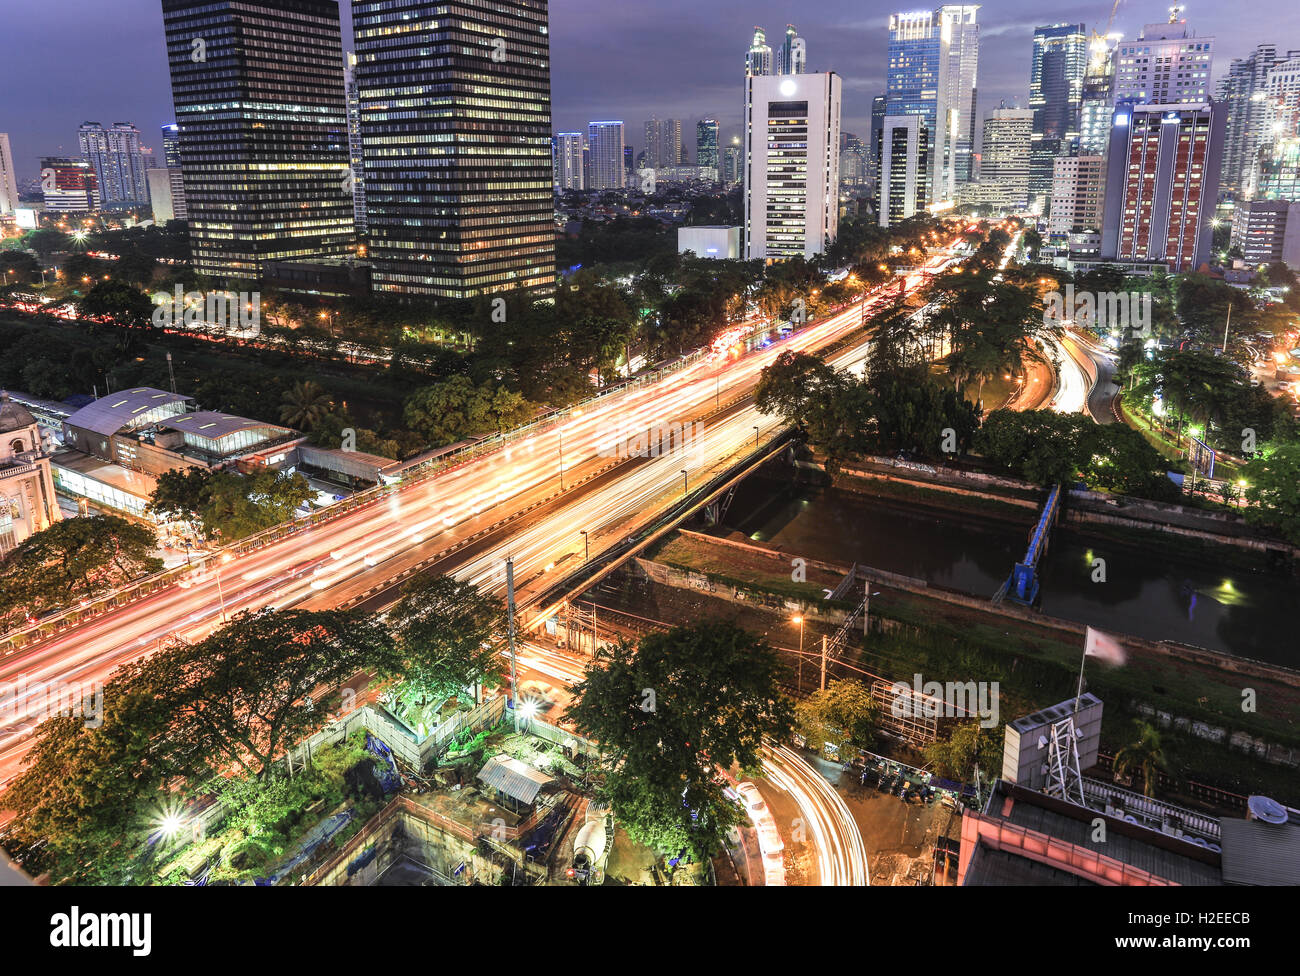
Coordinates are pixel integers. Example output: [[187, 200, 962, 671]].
[[724, 480, 1296, 666]]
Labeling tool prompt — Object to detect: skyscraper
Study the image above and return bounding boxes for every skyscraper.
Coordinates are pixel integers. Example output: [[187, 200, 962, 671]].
[[747, 27, 774, 77], [940, 5, 980, 187], [344, 52, 366, 235], [878, 115, 929, 227], [643, 119, 682, 169], [588, 122, 626, 191], [778, 25, 806, 75], [1099, 101, 1225, 272], [870, 94, 888, 199], [979, 108, 1034, 212], [555, 132, 585, 191], [886, 6, 977, 205], [78, 122, 149, 208], [160, 124, 182, 168], [0, 134, 18, 215], [161, 0, 355, 282], [1029, 23, 1088, 215], [1079, 34, 1121, 156], [723, 142, 742, 185], [353, 0, 554, 298], [1219, 45, 1292, 195], [745, 72, 842, 259], [1113, 17, 1214, 105], [696, 119, 720, 178], [154, 124, 187, 222]]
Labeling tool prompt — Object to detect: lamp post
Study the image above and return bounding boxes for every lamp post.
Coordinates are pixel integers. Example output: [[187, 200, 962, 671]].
[[215, 552, 234, 623], [580, 529, 589, 563], [863, 583, 881, 637], [680, 468, 688, 496], [792, 615, 805, 694], [558, 428, 565, 491], [753, 425, 760, 448]]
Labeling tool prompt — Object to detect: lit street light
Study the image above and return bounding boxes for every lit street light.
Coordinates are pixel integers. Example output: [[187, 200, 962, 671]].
[[793, 614, 805, 694], [215, 552, 234, 623]]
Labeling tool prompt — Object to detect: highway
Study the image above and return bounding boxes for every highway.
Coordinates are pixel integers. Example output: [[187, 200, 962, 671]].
[[0, 246, 960, 796]]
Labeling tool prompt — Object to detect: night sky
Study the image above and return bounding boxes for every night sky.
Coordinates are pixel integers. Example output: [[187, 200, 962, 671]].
[[0, 0, 1289, 182]]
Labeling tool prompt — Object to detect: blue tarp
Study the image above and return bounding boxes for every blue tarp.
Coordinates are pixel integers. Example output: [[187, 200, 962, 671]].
[[365, 732, 403, 793]]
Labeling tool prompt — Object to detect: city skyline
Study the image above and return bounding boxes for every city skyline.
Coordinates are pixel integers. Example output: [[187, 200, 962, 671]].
[[0, 0, 1291, 182]]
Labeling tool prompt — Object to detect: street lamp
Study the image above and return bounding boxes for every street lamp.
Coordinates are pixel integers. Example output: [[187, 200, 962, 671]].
[[792, 615, 805, 694], [753, 425, 760, 448], [864, 585, 882, 637], [680, 468, 688, 495], [558, 428, 565, 491], [580, 529, 589, 563], [215, 552, 234, 623]]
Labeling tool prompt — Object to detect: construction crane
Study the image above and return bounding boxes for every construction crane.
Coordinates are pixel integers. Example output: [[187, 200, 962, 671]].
[[1088, 0, 1124, 72]]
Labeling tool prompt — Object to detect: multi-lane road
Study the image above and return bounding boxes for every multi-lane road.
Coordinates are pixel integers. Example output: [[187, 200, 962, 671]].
[[0, 250, 959, 796]]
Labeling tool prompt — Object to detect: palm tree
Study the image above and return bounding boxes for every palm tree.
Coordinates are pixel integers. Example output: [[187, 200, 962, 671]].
[[1113, 719, 1168, 798], [279, 380, 333, 431]]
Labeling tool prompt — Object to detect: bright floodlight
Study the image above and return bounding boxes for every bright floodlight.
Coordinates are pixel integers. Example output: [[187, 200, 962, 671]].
[[159, 813, 184, 839], [519, 699, 539, 720]]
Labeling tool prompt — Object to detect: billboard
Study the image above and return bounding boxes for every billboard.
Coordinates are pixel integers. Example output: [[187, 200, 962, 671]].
[[1189, 437, 1216, 479], [14, 208, 37, 229]]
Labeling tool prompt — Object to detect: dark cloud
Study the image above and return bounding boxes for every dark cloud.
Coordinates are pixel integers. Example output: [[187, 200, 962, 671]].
[[0, 0, 1286, 179]]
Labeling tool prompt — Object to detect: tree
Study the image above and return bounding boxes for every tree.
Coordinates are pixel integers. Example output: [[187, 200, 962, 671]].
[[755, 350, 846, 432], [794, 680, 879, 755], [146, 468, 314, 541], [975, 409, 1087, 486], [1242, 443, 1300, 543], [1113, 719, 1167, 797], [139, 608, 399, 779], [0, 515, 161, 623], [279, 380, 333, 431], [1080, 422, 1179, 500], [386, 575, 503, 734], [403, 376, 536, 446], [923, 721, 1002, 785], [76, 280, 154, 329], [569, 622, 794, 862]]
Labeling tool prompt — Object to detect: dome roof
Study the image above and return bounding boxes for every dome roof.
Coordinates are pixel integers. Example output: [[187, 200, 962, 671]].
[[0, 392, 38, 435]]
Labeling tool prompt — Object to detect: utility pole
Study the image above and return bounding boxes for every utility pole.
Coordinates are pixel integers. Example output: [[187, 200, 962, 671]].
[[1221, 303, 1232, 354], [505, 557, 520, 731], [820, 635, 828, 691]]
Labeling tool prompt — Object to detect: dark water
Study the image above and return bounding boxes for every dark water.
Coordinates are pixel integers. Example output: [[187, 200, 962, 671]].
[[722, 480, 1297, 667]]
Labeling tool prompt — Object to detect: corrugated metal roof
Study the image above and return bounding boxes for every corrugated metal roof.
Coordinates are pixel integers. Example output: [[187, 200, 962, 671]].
[[1219, 818, 1300, 886], [476, 754, 553, 806], [64, 388, 190, 436], [158, 411, 290, 441]]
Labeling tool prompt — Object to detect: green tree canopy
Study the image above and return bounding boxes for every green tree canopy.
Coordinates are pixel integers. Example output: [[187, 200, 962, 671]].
[[568, 622, 794, 861]]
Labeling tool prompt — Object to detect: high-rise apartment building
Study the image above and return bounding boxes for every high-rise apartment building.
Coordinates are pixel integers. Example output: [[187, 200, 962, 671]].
[[744, 72, 842, 260], [877, 115, 929, 227], [353, 0, 554, 298], [40, 158, 99, 212], [160, 123, 182, 168], [1114, 18, 1214, 105], [644, 118, 683, 169], [1218, 45, 1285, 195], [696, 119, 720, 178], [979, 108, 1034, 212], [555, 132, 585, 191], [886, 6, 979, 206], [0, 134, 18, 215], [1029, 23, 1088, 215], [1048, 155, 1106, 236], [78, 122, 149, 208], [161, 0, 355, 282], [588, 121, 626, 191], [1099, 101, 1225, 272]]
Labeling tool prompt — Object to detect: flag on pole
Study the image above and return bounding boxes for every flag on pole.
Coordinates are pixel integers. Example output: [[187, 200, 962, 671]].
[[1084, 626, 1126, 666]]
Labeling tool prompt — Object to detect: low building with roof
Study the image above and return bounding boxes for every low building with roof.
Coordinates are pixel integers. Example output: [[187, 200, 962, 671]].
[[0, 391, 61, 555]]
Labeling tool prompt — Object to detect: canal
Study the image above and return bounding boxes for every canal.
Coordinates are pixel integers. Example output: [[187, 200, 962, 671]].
[[720, 478, 1296, 667]]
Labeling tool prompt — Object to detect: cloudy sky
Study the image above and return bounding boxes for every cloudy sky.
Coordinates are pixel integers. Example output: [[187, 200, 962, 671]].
[[0, 0, 1287, 181]]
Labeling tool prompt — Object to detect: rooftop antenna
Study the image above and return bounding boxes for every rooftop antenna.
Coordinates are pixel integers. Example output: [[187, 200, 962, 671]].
[[1168, 3, 1184, 23], [166, 351, 177, 395]]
